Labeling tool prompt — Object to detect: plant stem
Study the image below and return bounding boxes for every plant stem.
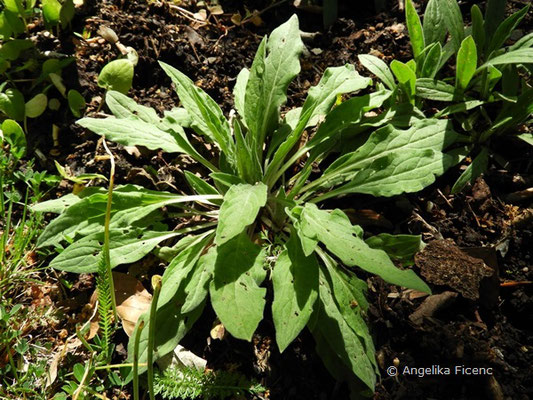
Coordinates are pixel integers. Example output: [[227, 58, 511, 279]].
[[133, 320, 145, 400], [102, 138, 118, 321], [147, 275, 162, 400]]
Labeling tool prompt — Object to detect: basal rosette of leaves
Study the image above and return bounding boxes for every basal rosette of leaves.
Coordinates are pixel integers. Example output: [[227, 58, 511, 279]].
[[359, 0, 533, 194], [33, 15, 462, 395]]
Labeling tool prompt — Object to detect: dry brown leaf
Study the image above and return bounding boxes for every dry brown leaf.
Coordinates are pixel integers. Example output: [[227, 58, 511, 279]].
[[114, 272, 152, 336]]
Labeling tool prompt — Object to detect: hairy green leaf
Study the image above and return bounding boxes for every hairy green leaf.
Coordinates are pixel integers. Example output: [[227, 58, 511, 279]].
[[98, 59, 134, 94], [441, 0, 464, 52], [210, 233, 266, 341], [298, 204, 431, 292], [215, 183, 267, 245], [272, 233, 318, 352], [451, 147, 489, 194], [358, 54, 395, 90], [456, 36, 477, 92], [423, 0, 447, 45], [487, 5, 529, 55], [365, 234, 422, 265], [405, 0, 425, 60], [416, 78, 456, 101]]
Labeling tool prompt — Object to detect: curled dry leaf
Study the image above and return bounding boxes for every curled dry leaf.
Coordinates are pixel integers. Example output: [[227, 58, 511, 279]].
[[114, 272, 152, 336]]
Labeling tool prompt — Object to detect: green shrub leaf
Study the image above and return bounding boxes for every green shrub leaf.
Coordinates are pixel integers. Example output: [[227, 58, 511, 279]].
[[405, 0, 425, 59], [358, 54, 396, 90], [455, 36, 477, 92]]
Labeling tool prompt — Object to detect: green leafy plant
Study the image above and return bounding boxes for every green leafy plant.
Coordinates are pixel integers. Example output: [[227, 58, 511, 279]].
[[359, 0, 533, 192], [33, 15, 466, 395], [153, 365, 265, 400]]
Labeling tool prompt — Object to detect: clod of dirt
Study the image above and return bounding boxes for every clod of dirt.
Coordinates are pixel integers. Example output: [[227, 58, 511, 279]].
[[415, 239, 494, 300]]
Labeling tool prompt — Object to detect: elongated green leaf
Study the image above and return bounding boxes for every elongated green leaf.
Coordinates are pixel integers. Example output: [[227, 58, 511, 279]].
[[37, 185, 219, 247], [455, 36, 477, 92], [313, 265, 376, 390], [184, 171, 219, 196], [215, 183, 267, 245], [421, 42, 442, 78], [390, 60, 416, 103], [487, 5, 529, 55], [159, 61, 235, 165], [441, 0, 464, 52], [233, 68, 249, 125], [423, 0, 447, 45], [126, 234, 212, 378], [272, 233, 318, 352], [210, 233, 266, 341], [479, 49, 533, 71], [358, 54, 396, 90], [298, 204, 431, 292], [314, 119, 458, 198], [78, 117, 196, 156], [484, 0, 507, 38], [320, 254, 375, 366], [365, 234, 422, 265], [416, 78, 456, 101], [508, 32, 533, 51], [405, 0, 425, 60], [244, 15, 303, 151], [105, 90, 160, 124], [471, 5, 486, 52], [451, 147, 489, 194], [434, 100, 485, 117], [181, 248, 216, 313], [49, 229, 180, 273], [266, 65, 371, 185], [517, 134, 533, 146]]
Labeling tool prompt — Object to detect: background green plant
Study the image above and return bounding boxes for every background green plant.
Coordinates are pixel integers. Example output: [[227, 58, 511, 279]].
[[359, 0, 532, 193]]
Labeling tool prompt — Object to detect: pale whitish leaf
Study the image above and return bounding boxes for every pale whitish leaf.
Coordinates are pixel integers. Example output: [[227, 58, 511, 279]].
[[313, 265, 376, 390], [215, 183, 267, 245], [159, 61, 235, 164], [48, 228, 180, 273], [210, 233, 266, 341], [272, 233, 318, 352], [78, 117, 195, 155], [298, 204, 431, 292], [98, 59, 134, 94], [244, 15, 303, 149], [358, 54, 396, 90], [320, 119, 458, 191]]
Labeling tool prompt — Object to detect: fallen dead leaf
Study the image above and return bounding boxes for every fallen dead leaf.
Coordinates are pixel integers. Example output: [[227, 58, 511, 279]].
[[114, 272, 152, 336]]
